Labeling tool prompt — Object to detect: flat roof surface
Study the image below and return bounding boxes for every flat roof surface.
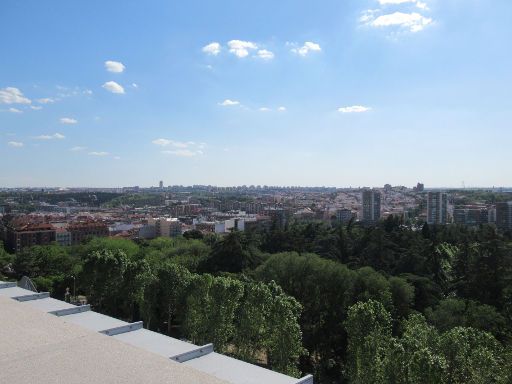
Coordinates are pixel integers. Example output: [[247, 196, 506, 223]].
[[22, 296, 76, 312], [0, 295, 227, 384], [0, 281, 312, 384], [113, 328, 197, 357], [62, 310, 128, 331], [184, 352, 297, 384], [0, 285, 35, 298]]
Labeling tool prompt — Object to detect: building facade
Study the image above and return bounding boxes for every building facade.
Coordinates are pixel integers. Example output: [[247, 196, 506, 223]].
[[5, 223, 56, 253], [68, 221, 109, 245], [362, 190, 381, 223], [427, 192, 448, 225], [149, 217, 182, 237], [453, 206, 488, 226], [336, 208, 356, 224], [496, 201, 512, 231]]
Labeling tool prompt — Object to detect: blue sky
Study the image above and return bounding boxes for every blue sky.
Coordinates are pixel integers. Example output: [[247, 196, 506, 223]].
[[1, 0, 511, 188]]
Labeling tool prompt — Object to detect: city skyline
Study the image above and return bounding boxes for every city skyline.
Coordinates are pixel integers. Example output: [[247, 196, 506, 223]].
[[1, 0, 511, 188]]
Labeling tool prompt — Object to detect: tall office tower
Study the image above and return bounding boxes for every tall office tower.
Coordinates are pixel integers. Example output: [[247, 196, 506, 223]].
[[362, 190, 381, 223], [496, 201, 512, 230], [159, 180, 164, 189], [427, 192, 448, 224]]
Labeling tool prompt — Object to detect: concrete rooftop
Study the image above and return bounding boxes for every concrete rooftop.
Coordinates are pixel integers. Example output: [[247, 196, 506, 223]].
[[0, 295, 227, 384]]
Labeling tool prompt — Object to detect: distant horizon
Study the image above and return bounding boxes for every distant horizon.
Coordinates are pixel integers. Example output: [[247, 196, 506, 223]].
[[2, 184, 512, 191]]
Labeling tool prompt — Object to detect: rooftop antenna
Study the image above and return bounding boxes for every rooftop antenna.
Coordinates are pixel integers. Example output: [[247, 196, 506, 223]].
[[462, 181, 466, 189]]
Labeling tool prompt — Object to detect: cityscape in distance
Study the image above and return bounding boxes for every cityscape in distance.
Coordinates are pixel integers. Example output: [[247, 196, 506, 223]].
[[1, 0, 512, 383]]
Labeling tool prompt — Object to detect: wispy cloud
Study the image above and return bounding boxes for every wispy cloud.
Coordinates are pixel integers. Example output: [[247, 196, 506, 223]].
[[8, 141, 24, 147], [202, 42, 221, 56], [70, 146, 87, 151], [0, 87, 31, 104], [60, 117, 78, 125], [259, 107, 271, 112], [88, 151, 109, 156], [153, 138, 205, 157], [102, 81, 125, 94], [33, 133, 65, 140], [37, 98, 55, 104], [152, 138, 193, 148], [161, 149, 202, 157], [104, 60, 125, 73], [8, 107, 22, 113], [277, 106, 287, 112], [30, 106, 43, 110], [378, 0, 429, 10], [338, 105, 371, 113], [257, 49, 274, 60], [290, 42, 322, 57], [219, 99, 240, 106]]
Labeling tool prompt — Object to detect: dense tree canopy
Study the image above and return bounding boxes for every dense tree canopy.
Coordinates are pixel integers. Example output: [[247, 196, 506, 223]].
[[2, 219, 512, 382]]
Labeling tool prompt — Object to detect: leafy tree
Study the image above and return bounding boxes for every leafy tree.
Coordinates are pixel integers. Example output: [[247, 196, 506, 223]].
[[389, 276, 415, 320], [184, 274, 244, 351], [426, 298, 507, 340], [345, 300, 393, 384], [233, 281, 272, 362], [397, 314, 446, 384], [141, 263, 192, 335], [256, 252, 356, 380], [79, 248, 148, 320], [266, 281, 304, 377], [200, 231, 256, 273], [77, 237, 140, 260], [439, 327, 508, 383], [183, 229, 204, 240]]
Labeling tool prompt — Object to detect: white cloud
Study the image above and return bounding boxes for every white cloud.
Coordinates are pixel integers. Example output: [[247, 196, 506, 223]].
[[30, 106, 43, 110], [228, 40, 258, 58], [378, 0, 414, 4], [378, 0, 428, 8], [162, 149, 200, 157], [152, 138, 195, 148], [152, 138, 172, 147], [60, 117, 78, 125], [88, 151, 109, 156], [154, 138, 205, 157], [219, 99, 240, 106], [102, 81, 125, 94], [371, 12, 432, 32], [37, 98, 55, 104], [202, 42, 221, 56], [70, 146, 86, 151], [8, 141, 24, 147], [132, 83, 138, 88], [278, 106, 287, 112], [259, 107, 271, 112], [33, 133, 65, 140], [0, 87, 31, 104], [360, 9, 380, 23], [291, 41, 322, 57], [257, 49, 274, 60], [416, 1, 428, 10], [8, 107, 22, 113], [338, 105, 372, 113], [104, 60, 125, 73]]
